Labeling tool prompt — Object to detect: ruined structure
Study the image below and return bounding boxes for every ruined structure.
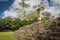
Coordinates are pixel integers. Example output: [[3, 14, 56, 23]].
[[37, 8, 42, 21], [14, 17, 60, 40]]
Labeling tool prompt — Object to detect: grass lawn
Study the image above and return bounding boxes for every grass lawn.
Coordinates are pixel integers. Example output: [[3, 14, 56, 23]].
[[0, 32, 17, 40]]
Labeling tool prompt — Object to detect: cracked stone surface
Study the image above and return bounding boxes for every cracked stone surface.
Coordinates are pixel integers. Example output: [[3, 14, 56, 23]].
[[14, 18, 60, 40]]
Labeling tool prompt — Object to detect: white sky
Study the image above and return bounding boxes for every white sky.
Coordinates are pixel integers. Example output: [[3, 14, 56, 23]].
[[3, 0, 60, 18]]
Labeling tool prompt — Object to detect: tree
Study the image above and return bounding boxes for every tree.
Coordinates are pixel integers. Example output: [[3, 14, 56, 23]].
[[18, 0, 30, 12], [42, 12, 52, 21], [33, 0, 45, 10], [18, 0, 30, 20], [19, 0, 30, 8], [26, 12, 37, 20], [33, 1, 45, 21], [58, 13, 60, 17]]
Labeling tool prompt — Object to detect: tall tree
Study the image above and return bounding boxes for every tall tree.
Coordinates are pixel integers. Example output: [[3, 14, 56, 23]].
[[33, 1, 45, 21], [19, 0, 30, 14], [19, 0, 30, 8], [58, 13, 60, 17]]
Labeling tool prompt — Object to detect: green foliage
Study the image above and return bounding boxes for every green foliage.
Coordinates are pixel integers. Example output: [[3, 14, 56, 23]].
[[26, 12, 37, 19], [19, 0, 30, 8], [58, 13, 60, 17], [0, 12, 38, 31], [15, 8, 20, 10], [33, 4, 44, 10], [0, 10, 53, 31], [0, 17, 15, 31], [42, 12, 52, 21], [19, 3, 30, 8]]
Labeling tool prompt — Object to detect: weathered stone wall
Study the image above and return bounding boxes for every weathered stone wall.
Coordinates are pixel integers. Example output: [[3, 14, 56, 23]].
[[14, 18, 60, 40], [45, 18, 60, 40]]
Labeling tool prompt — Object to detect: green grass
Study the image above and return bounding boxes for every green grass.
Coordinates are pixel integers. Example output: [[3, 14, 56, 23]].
[[0, 32, 17, 40]]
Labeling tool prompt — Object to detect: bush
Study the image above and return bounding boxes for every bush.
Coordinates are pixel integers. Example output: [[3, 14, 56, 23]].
[[0, 15, 38, 31]]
